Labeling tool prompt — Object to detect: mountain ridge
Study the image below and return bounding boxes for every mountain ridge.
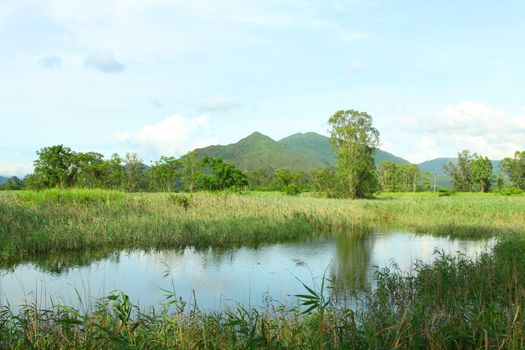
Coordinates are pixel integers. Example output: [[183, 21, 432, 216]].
[[195, 131, 411, 172]]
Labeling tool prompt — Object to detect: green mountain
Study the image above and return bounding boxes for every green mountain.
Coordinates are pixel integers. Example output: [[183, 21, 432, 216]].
[[417, 158, 455, 175], [195, 132, 326, 172], [0, 176, 8, 185], [278, 132, 410, 167], [195, 131, 410, 172]]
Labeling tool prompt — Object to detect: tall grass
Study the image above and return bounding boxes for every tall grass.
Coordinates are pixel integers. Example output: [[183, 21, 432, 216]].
[[1, 189, 525, 264]]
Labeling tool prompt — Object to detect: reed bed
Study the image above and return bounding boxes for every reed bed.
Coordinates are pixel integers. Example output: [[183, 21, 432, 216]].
[[1, 189, 525, 264]]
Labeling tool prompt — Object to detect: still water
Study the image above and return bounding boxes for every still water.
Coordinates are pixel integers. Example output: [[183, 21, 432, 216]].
[[0, 232, 493, 311]]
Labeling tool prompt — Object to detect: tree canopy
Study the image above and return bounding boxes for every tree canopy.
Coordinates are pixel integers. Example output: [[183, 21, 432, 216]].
[[328, 109, 380, 198]]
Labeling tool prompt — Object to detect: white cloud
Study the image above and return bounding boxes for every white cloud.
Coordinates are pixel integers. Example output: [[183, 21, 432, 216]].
[[0, 162, 33, 177], [115, 114, 217, 157], [85, 51, 125, 73], [193, 94, 239, 112], [396, 101, 525, 162]]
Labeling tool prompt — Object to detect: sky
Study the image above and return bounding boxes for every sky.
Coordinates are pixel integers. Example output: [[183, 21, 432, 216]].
[[1, 0, 524, 176]]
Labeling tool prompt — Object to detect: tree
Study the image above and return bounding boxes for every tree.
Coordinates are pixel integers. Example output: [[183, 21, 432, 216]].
[[273, 168, 293, 190], [33, 145, 77, 188], [501, 151, 525, 190], [124, 153, 145, 192], [148, 156, 182, 192], [200, 156, 248, 191], [1, 176, 23, 190], [182, 151, 199, 192], [74, 152, 106, 188], [328, 109, 380, 198], [398, 164, 419, 192], [444, 150, 474, 192], [103, 154, 127, 190], [471, 155, 493, 192], [376, 161, 399, 192], [311, 167, 342, 197]]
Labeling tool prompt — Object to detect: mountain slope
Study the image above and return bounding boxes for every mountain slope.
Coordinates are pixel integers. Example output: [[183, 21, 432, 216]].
[[196, 131, 411, 172], [278, 132, 410, 166], [195, 132, 325, 172], [0, 176, 7, 185], [278, 132, 336, 166]]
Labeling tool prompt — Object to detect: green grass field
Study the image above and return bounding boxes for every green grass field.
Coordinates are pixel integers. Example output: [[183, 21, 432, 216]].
[[1, 189, 525, 348]]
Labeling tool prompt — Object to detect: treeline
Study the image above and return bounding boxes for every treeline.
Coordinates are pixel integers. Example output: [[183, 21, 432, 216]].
[[2, 144, 525, 195], [1, 145, 247, 192], [443, 150, 525, 193]]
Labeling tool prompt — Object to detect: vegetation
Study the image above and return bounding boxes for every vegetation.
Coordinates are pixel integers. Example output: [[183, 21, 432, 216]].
[[1, 189, 525, 265], [329, 109, 380, 198], [501, 151, 525, 190]]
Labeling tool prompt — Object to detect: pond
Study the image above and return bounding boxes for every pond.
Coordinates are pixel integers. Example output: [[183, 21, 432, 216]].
[[0, 232, 494, 312]]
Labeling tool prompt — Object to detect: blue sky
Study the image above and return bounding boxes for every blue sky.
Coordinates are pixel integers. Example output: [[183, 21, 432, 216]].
[[1, 0, 524, 176]]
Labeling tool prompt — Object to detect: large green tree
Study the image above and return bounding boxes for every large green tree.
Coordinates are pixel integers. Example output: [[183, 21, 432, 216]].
[[147, 156, 182, 192], [328, 109, 380, 198], [103, 154, 127, 190], [33, 145, 77, 188], [444, 150, 474, 192], [471, 154, 493, 192], [124, 153, 145, 192], [74, 152, 106, 188], [0, 176, 23, 190], [200, 156, 248, 191], [501, 151, 525, 189]]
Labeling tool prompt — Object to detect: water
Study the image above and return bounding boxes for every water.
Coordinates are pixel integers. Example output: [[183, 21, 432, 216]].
[[0, 232, 494, 311]]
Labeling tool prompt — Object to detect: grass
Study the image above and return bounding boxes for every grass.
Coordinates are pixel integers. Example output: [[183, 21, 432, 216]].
[[1, 189, 525, 265], [1, 189, 525, 348]]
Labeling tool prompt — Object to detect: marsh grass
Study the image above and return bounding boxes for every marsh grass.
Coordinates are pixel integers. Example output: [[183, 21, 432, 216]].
[[1, 189, 525, 264]]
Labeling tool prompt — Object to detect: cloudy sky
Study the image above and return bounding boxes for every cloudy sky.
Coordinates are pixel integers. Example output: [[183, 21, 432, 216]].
[[1, 0, 524, 176]]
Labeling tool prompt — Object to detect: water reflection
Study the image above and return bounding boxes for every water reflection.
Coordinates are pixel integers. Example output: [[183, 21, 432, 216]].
[[0, 232, 493, 311]]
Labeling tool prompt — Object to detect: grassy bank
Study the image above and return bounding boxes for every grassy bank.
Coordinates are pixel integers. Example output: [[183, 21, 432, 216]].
[[1, 234, 524, 349], [1, 189, 525, 264]]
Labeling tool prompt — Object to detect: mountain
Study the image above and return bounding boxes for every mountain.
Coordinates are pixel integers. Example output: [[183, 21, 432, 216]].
[[0, 176, 8, 185], [195, 131, 410, 172], [195, 132, 326, 172], [417, 158, 455, 175], [278, 132, 410, 167], [278, 132, 336, 166], [417, 158, 502, 175]]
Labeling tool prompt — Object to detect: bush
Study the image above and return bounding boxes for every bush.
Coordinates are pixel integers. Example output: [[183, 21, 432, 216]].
[[169, 193, 192, 210], [499, 187, 523, 196], [438, 188, 456, 197]]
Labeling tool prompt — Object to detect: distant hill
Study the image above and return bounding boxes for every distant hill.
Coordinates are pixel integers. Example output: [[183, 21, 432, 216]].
[[195, 131, 410, 172], [278, 132, 410, 167], [417, 158, 455, 175], [0, 176, 7, 185], [417, 158, 501, 175]]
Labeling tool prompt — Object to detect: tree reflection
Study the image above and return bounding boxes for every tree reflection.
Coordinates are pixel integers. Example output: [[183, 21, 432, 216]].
[[331, 227, 375, 297]]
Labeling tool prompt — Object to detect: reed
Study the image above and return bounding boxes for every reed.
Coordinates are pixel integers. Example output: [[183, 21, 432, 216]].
[[1, 189, 525, 264]]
